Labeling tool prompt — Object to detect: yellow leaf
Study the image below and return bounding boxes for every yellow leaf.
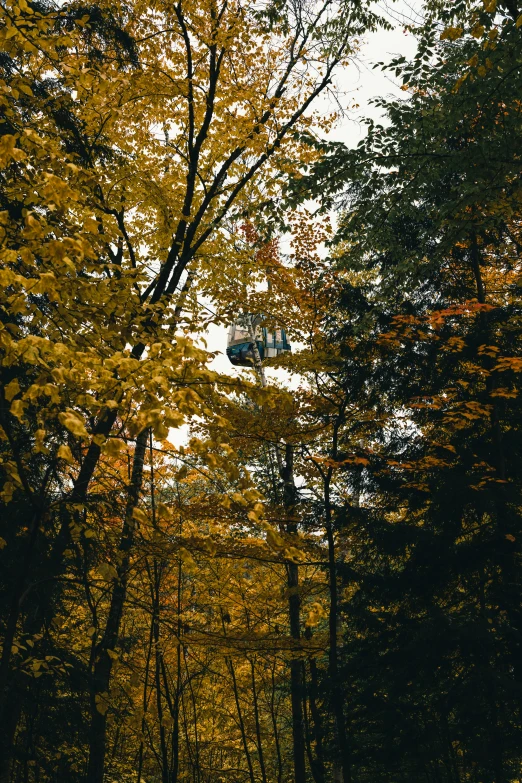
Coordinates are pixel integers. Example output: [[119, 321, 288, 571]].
[[305, 601, 327, 627], [58, 410, 89, 439], [95, 692, 109, 715], [18, 83, 33, 96], [153, 421, 169, 440], [266, 528, 285, 549], [34, 429, 48, 454], [284, 546, 305, 563], [57, 444, 74, 463], [0, 134, 26, 164], [10, 399, 26, 421], [440, 26, 463, 41], [132, 507, 148, 524], [157, 503, 172, 519], [102, 438, 125, 457], [453, 73, 468, 92], [179, 547, 197, 572], [517, 13, 522, 27], [98, 563, 118, 581], [231, 492, 248, 506], [4, 379, 20, 402], [164, 410, 185, 428]]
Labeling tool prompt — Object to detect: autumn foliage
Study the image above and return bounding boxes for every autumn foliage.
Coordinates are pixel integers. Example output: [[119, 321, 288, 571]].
[[1, 1, 522, 782]]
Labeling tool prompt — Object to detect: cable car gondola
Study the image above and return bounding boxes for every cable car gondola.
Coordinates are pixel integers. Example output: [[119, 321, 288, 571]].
[[226, 315, 291, 367]]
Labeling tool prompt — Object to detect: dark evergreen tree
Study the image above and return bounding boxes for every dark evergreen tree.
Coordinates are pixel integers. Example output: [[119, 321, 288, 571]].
[[298, 3, 522, 780]]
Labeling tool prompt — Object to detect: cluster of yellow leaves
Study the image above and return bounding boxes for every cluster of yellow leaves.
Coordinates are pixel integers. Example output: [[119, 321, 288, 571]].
[[0, 0, 349, 513]]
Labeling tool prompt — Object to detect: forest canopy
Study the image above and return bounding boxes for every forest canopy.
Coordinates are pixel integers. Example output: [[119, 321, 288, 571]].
[[1, 0, 522, 782]]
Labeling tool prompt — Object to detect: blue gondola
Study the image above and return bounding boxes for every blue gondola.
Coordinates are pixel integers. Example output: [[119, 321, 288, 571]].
[[226, 315, 291, 367]]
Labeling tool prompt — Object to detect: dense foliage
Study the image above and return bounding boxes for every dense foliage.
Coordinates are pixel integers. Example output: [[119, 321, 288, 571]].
[[1, 1, 522, 782]]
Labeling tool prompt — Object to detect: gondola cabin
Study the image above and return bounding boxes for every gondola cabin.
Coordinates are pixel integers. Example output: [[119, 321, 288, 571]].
[[226, 316, 291, 367]]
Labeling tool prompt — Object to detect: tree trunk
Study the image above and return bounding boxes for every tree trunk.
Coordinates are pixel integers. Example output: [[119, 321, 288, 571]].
[[160, 505, 184, 783], [306, 654, 326, 783], [136, 599, 155, 783], [183, 648, 201, 783], [269, 659, 284, 783], [86, 427, 148, 783], [250, 657, 268, 783], [280, 444, 307, 783], [324, 419, 352, 783], [325, 507, 351, 783], [221, 609, 256, 783], [250, 329, 307, 783], [149, 434, 170, 783]]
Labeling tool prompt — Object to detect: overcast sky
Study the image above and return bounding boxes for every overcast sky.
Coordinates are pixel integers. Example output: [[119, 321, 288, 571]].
[[330, 0, 422, 141], [171, 1, 425, 446]]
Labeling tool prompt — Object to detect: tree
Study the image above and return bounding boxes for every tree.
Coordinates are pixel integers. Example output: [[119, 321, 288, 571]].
[[291, 1, 522, 779], [6, 1, 522, 781], [1, 0, 379, 779]]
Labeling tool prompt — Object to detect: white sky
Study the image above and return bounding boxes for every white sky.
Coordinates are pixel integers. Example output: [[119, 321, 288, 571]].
[[172, 2, 423, 443], [205, 1, 421, 367]]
